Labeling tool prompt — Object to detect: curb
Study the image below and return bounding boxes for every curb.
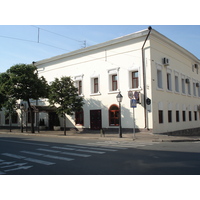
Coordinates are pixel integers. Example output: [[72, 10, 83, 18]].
[[152, 139, 200, 142]]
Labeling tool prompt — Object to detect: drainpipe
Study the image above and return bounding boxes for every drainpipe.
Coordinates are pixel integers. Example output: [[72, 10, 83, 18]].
[[142, 26, 152, 129]]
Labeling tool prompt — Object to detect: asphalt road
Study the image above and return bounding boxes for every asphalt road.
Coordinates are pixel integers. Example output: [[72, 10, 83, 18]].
[[1, 133, 200, 175]]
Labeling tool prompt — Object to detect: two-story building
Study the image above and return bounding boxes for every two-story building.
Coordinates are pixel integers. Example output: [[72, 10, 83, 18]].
[[1, 27, 200, 135]]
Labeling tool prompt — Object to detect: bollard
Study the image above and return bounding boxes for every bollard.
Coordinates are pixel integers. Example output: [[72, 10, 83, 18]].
[[100, 128, 105, 137]]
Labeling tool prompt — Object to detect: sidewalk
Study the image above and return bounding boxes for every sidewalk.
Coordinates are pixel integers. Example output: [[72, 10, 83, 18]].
[[1, 129, 200, 142]]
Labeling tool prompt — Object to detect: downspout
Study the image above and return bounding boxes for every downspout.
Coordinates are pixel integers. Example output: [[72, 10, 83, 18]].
[[142, 26, 152, 129]]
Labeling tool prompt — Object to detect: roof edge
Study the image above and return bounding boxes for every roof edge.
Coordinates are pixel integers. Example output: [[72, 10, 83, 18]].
[[34, 28, 149, 66]]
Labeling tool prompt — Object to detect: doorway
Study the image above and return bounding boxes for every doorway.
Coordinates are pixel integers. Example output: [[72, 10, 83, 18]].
[[90, 110, 102, 130], [49, 112, 59, 130]]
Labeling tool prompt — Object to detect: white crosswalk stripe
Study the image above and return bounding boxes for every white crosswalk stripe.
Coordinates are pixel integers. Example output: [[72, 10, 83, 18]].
[[85, 143, 127, 149], [1, 152, 55, 166], [0, 142, 127, 174], [85, 141, 156, 149], [62, 145, 117, 152]]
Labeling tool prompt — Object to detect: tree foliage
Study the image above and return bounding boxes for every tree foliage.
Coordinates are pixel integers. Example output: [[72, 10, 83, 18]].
[[1, 64, 49, 133], [49, 76, 84, 135]]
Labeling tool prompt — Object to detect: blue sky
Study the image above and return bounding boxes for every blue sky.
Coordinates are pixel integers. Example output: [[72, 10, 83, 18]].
[[0, 25, 200, 73]]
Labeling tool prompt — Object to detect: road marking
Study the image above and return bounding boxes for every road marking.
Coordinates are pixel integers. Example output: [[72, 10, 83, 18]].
[[60, 151, 91, 157], [52, 146, 75, 151], [76, 149, 105, 154], [37, 148, 60, 153], [0, 139, 49, 146], [24, 158, 55, 165], [1, 153, 26, 159], [4, 165, 32, 172], [2, 152, 55, 165], [64, 145, 117, 152], [1, 163, 27, 169], [39, 147, 104, 154], [0, 161, 15, 166], [20, 151, 44, 156], [43, 155, 74, 161], [86, 143, 127, 150]]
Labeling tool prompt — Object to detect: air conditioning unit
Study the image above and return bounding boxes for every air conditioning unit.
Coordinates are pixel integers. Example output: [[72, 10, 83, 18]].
[[196, 83, 200, 87], [162, 57, 169, 66], [185, 78, 190, 84]]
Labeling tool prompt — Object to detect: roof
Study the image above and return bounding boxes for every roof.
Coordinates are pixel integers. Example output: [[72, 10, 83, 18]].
[[34, 28, 200, 66]]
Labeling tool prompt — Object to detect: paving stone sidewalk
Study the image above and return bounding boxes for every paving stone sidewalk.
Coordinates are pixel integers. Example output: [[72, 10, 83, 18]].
[[1, 129, 200, 142]]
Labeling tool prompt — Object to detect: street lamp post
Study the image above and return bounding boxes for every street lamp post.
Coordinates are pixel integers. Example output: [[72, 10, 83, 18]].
[[20, 103, 24, 133], [116, 92, 123, 138]]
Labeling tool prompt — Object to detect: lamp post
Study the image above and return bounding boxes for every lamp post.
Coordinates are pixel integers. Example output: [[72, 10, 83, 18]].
[[20, 103, 24, 133], [116, 92, 123, 138]]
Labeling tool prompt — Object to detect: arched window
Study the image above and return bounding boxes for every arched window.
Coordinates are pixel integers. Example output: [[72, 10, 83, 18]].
[[109, 104, 119, 126], [75, 109, 84, 125]]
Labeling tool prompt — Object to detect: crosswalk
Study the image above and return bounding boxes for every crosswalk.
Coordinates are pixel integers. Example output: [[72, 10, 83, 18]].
[[0, 141, 156, 174]]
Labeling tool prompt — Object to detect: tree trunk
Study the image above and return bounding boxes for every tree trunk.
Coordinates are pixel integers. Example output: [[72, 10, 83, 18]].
[[64, 114, 66, 135], [27, 99, 35, 133], [9, 112, 12, 132]]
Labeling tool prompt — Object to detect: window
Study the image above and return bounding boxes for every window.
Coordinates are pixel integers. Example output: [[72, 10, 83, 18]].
[[109, 104, 119, 126], [193, 82, 197, 97], [75, 109, 84, 125], [132, 71, 139, 89], [189, 111, 192, 121], [176, 111, 179, 122], [168, 110, 172, 123], [112, 75, 118, 91], [182, 111, 186, 121], [28, 110, 35, 123], [158, 110, 163, 124], [108, 68, 120, 92], [186, 78, 191, 95], [157, 69, 163, 89], [175, 74, 179, 93], [78, 81, 82, 95], [91, 77, 100, 95], [181, 77, 185, 94], [194, 111, 197, 121], [167, 69, 172, 91], [12, 112, 18, 124], [5, 113, 9, 124], [198, 83, 200, 97], [74, 74, 84, 96], [94, 78, 98, 93]]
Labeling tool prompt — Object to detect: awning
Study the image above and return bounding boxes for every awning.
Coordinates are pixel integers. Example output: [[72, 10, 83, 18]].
[[31, 105, 57, 112]]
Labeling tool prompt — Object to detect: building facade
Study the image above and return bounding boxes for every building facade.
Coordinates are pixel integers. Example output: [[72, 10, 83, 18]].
[[1, 27, 200, 135]]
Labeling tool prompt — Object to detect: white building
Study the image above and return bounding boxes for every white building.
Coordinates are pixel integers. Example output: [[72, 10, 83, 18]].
[[1, 27, 200, 135]]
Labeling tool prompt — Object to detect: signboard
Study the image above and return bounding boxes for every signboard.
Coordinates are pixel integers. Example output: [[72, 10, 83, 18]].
[[130, 99, 137, 108], [146, 98, 151, 105], [128, 91, 134, 99], [133, 91, 139, 100]]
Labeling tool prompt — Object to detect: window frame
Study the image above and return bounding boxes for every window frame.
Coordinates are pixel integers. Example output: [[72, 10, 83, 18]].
[[74, 74, 84, 96], [174, 71, 179, 93], [166, 68, 172, 92], [108, 67, 120, 93]]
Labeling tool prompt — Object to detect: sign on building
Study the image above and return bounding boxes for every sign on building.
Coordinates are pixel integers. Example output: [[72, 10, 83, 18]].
[[130, 99, 137, 108]]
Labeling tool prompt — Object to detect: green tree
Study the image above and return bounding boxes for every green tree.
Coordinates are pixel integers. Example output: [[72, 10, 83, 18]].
[[49, 76, 84, 135], [0, 73, 17, 132], [4, 64, 49, 133]]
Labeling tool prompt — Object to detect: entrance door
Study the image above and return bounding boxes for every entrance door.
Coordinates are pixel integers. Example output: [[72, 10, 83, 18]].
[[90, 110, 102, 130], [49, 112, 59, 130]]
